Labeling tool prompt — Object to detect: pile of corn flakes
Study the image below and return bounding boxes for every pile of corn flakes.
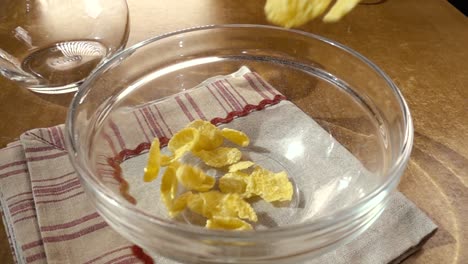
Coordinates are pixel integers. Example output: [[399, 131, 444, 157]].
[[143, 120, 293, 231]]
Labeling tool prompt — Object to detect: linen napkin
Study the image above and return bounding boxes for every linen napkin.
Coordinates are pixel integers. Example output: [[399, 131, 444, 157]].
[[0, 67, 437, 264]]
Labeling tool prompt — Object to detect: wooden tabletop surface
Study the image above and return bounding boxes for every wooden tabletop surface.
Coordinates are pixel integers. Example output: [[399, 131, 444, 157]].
[[1, 0, 466, 263]]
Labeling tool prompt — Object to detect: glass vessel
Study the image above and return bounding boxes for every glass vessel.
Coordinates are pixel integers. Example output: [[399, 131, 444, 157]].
[[0, 0, 129, 94], [66, 25, 413, 263]]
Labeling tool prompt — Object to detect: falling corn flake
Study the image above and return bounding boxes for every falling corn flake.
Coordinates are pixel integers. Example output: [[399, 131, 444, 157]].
[[168, 127, 200, 160], [264, 0, 360, 28], [221, 128, 250, 147], [194, 147, 242, 168], [228, 161, 255, 172], [187, 120, 224, 151], [187, 191, 257, 222], [143, 138, 161, 182], [206, 216, 253, 231], [175, 164, 215, 192], [323, 0, 361, 22]]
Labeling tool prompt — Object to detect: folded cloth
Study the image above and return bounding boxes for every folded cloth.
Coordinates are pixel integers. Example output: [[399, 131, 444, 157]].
[[0, 68, 437, 264]]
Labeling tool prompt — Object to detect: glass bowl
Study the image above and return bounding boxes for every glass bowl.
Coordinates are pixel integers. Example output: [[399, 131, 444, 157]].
[[0, 0, 129, 94], [65, 25, 413, 263]]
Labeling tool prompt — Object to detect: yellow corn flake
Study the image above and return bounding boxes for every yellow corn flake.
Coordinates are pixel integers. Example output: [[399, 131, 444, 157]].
[[323, 0, 360, 22], [228, 161, 255, 172], [264, 0, 332, 28], [221, 128, 250, 147], [168, 127, 200, 160], [265, 0, 358, 27], [188, 120, 224, 151], [170, 192, 193, 217], [222, 166, 294, 201], [221, 193, 258, 222], [144, 138, 161, 182], [187, 191, 257, 222], [160, 164, 179, 209], [194, 147, 242, 168], [219, 172, 249, 196], [187, 191, 223, 218], [160, 163, 192, 217], [175, 164, 215, 192], [206, 216, 253, 231], [160, 155, 173, 167], [246, 167, 293, 202]]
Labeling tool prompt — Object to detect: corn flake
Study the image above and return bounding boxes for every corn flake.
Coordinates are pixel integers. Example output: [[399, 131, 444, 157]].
[[160, 155, 173, 167], [221, 193, 258, 222], [187, 191, 257, 222], [246, 166, 293, 202], [194, 147, 242, 168], [228, 161, 255, 172], [175, 164, 215, 192], [219, 172, 249, 196], [323, 0, 360, 22], [168, 127, 200, 160], [170, 192, 192, 217], [143, 138, 161, 182], [187, 191, 222, 218], [160, 164, 179, 209], [264, 0, 358, 27], [264, 0, 332, 28], [188, 120, 223, 151], [206, 216, 253, 231], [221, 128, 250, 147]]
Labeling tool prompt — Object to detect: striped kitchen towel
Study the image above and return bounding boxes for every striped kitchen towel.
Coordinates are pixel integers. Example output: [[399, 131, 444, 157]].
[[0, 67, 436, 264]]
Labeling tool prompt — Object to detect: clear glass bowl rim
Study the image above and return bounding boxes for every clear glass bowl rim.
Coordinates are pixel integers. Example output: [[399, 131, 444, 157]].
[[65, 24, 414, 239]]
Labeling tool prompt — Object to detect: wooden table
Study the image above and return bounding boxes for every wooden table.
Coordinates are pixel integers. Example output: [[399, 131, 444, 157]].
[[1, 0, 466, 263]]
